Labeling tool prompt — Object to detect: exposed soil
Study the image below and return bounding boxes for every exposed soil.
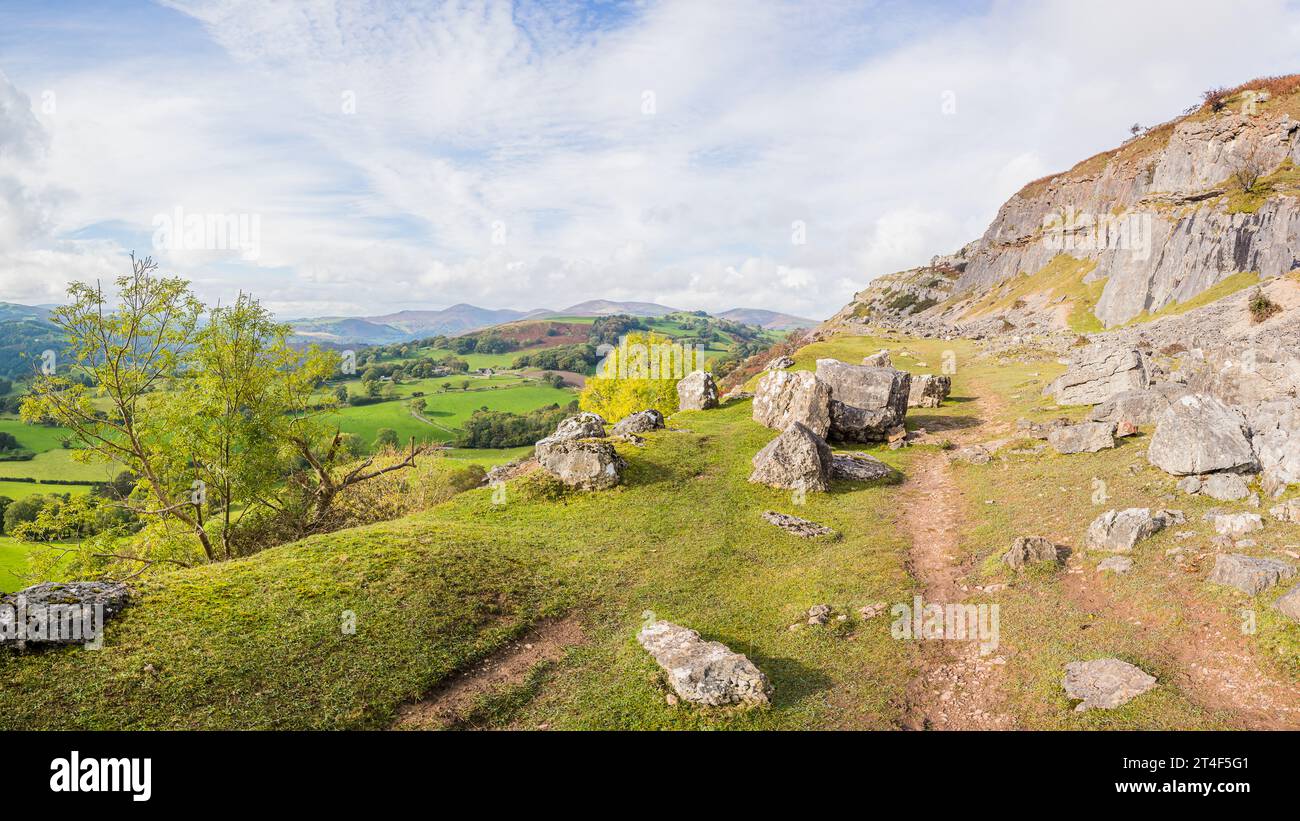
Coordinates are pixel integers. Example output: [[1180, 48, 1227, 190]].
[[392, 615, 585, 730]]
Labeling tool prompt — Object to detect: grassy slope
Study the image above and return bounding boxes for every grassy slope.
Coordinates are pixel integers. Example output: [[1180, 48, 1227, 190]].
[[3, 332, 1295, 729]]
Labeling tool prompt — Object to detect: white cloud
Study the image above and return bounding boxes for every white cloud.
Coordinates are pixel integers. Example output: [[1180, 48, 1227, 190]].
[[1, 0, 1298, 320]]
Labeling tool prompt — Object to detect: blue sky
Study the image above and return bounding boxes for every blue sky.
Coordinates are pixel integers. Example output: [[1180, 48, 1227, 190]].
[[1, 0, 1298, 319]]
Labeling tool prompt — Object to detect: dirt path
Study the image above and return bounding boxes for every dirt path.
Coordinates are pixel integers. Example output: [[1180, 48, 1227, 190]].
[[393, 615, 584, 730]]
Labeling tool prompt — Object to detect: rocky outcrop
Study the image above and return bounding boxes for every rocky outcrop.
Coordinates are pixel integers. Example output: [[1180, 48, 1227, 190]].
[[752, 369, 832, 439], [1207, 553, 1296, 595], [749, 423, 833, 492], [0, 582, 130, 647], [636, 620, 772, 707], [553, 411, 607, 440], [762, 511, 833, 538], [1147, 395, 1255, 475], [1003, 536, 1061, 570], [1048, 421, 1116, 454], [1086, 508, 1177, 553], [815, 359, 910, 442], [611, 409, 665, 436], [1048, 346, 1149, 406], [907, 374, 951, 408], [766, 355, 795, 370], [1063, 658, 1156, 711], [676, 370, 719, 411], [1247, 398, 1300, 494]]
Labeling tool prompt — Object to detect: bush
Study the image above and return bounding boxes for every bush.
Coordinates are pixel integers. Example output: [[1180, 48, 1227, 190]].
[[1248, 288, 1282, 323], [447, 464, 487, 492]]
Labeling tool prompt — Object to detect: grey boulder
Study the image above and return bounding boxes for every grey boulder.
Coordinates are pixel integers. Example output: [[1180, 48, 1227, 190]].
[[1003, 536, 1061, 570], [1049, 346, 1149, 406], [611, 409, 665, 436], [1147, 395, 1256, 476], [1248, 399, 1300, 493], [637, 621, 772, 707], [1087, 384, 1188, 426], [1207, 554, 1295, 595], [1212, 513, 1263, 536], [829, 452, 894, 482], [749, 422, 833, 493], [752, 369, 832, 439], [0, 581, 130, 647], [1063, 658, 1156, 711], [907, 374, 952, 408], [552, 411, 607, 440], [534, 437, 626, 490], [1275, 584, 1300, 622], [1047, 421, 1116, 454], [815, 358, 910, 443], [765, 355, 795, 370], [762, 511, 833, 538], [862, 350, 893, 368], [676, 370, 719, 411], [1086, 508, 1175, 553], [1200, 472, 1251, 501], [1097, 556, 1134, 574]]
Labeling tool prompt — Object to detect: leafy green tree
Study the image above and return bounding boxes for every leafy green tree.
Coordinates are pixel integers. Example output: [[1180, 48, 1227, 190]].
[[373, 428, 400, 450], [579, 331, 681, 422]]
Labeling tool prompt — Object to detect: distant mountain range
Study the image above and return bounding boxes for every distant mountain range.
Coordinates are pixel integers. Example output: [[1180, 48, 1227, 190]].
[[286, 300, 816, 345]]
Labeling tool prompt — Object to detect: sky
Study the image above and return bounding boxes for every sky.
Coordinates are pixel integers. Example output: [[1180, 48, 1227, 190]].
[[1, 0, 1298, 321]]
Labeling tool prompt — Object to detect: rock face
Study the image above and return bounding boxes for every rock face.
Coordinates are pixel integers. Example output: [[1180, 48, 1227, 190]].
[[534, 437, 626, 490], [676, 370, 719, 411], [1049, 346, 1149, 406], [0, 581, 130, 647], [1003, 536, 1061, 570], [815, 359, 910, 442], [862, 350, 893, 368], [1275, 584, 1300, 622], [1213, 513, 1263, 536], [752, 369, 832, 439], [1201, 472, 1251, 501], [553, 411, 607, 440], [907, 374, 951, 408], [1208, 554, 1296, 595], [1047, 421, 1116, 454], [1147, 395, 1255, 476], [611, 409, 665, 436], [636, 621, 772, 707], [1086, 508, 1174, 553], [1248, 399, 1300, 493], [761, 511, 833, 538], [749, 422, 833, 492], [1088, 384, 1189, 426], [1063, 658, 1156, 711], [829, 452, 894, 482]]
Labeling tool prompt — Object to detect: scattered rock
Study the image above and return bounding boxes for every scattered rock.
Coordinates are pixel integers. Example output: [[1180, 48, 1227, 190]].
[[1047, 421, 1116, 454], [1275, 584, 1300, 622], [749, 422, 832, 492], [762, 510, 833, 538], [1063, 658, 1156, 711], [907, 374, 951, 408], [830, 452, 894, 482], [534, 437, 626, 490], [806, 604, 832, 626], [765, 355, 795, 371], [950, 445, 991, 465], [636, 621, 772, 707], [1003, 536, 1061, 570], [1087, 384, 1188, 426], [0, 582, 130, 647], [1176, 476, 1202, 495], [1085, 508, 1175, 553], [1147, 395, 1256, 476], [1097, 556, 1134, 574], [858, 603, 887, 619], [1207, 553, 1296, 595], [611, 409, 665, 436], [1269, 498, 1300, 523], [676, 370, 719, 411], [1201, 472, 1251, 501], [752, 369, 832, 438], [1049, 346, 1149, 406], [815, 358, 911, 443], [1213, 513, 1263, 536], [1016, 417, 1071, 440], [862, 350, 893, 368]]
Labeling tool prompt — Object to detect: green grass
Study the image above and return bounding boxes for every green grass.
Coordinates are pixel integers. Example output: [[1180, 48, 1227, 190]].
[[2, 331, 1294, 730], [0, 419, 74, 453], [0, 449, 119, 483], [1119, 271, 1261, 326]]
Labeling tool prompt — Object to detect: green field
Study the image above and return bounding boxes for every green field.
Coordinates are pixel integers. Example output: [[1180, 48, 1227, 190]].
[[0, 418, 73, 452], [333, 383, 576, 447], [0, 449, 119, 483]]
